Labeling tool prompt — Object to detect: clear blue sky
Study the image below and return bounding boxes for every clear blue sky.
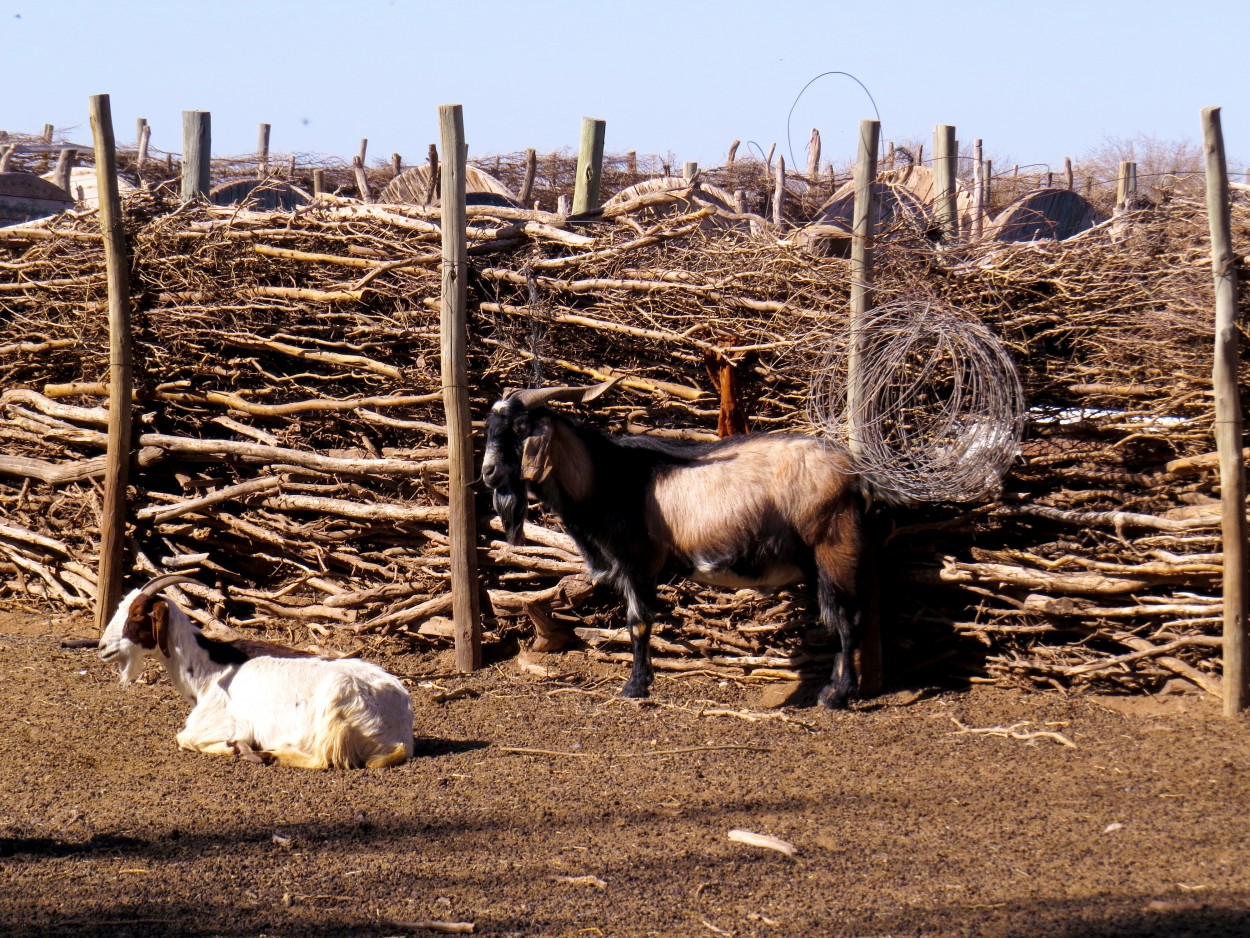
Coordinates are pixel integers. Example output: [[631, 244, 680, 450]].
[[3, 0, 1247, 174]]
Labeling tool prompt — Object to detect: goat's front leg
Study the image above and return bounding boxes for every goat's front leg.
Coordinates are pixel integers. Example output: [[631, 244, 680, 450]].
[[176, 699, 247, 757], [618, 576, 657, 699]]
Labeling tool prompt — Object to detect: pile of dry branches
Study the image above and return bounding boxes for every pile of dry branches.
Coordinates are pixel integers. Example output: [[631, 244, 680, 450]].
[[0, 176, 1245, 696]]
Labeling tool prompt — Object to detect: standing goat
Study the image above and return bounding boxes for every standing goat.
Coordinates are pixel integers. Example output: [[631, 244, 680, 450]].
[[482, 381, 868, 708], [99, 575, 414, 769]]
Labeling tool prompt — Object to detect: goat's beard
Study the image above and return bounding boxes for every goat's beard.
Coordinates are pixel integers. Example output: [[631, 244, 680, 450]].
[[491, 474, 529, 546]]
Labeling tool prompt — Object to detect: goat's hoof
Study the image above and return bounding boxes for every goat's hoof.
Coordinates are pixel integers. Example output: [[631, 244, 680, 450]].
[[817, 685, 850, 710], [619, 683, 651, 700]]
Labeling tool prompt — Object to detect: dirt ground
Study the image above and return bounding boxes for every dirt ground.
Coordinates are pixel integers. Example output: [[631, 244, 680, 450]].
[[3, 609, 1250, 938]]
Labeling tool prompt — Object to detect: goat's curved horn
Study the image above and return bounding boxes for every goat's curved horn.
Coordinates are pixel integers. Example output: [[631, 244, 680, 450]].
[[507, 377, 622, 409], [137, 574, 202, 599]]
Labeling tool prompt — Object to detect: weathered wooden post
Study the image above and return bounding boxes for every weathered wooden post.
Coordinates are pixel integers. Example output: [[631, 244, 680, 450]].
[[312, 168, 325, 197], [439, 104, 482, 673], [136, 119, 150, 172], [353, 156, 371, 202], [518, 147, 537, 206], [89, 93, 134, 633], [1063, 156, 1074, 190], [933, 123, 958, 241], [358, 137, 368, 166], [807, 127, 822, 181], [571, 117, 606, 215], [1116, 160, 1137, 209], [683, 161, 698, 181], [849, 118, 882, 696], [727, 140, 739, 168], [772, 155, 786, 226], [256, 122, 271, 179], [52, 148, 76, 198], [0, 145, 11, 173], [1201, 106, 1249, 715], [972, 139, 985, 240], [625, 150, 637, 177], [181, 110, 211, 201]]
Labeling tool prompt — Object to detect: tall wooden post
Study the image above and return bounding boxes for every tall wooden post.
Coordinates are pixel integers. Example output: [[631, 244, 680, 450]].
[[439, 104, 482, 673], [391, 152, 402, 179], [806, 127, 822, 180], [849, 118, 882, 697], [181, 110, 211, 201], [972, 139, 985, 240], [933, 123, 958, 241], [683, 161, 698, 180], [518, 148, 537, 206], [772, 155, 786, 226], [1116, 160, 1137, 209], [256, 122, 271, 179], [312, 168, 325, 197], [848, 118, 880, 456], [52, 148, 76, 197], [1063, 156, 1074, 190], [1202, 106, 1249, 715], [571, 117, 606, 215], [136, 119, 150, 172], [89, 94, 134, 633]]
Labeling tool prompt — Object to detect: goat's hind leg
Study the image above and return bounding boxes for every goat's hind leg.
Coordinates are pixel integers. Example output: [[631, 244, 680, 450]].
[[815, 565, 861, 710]]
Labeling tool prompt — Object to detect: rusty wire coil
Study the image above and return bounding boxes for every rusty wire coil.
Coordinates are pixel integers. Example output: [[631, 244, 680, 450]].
[[806, 300, 1024, 504]]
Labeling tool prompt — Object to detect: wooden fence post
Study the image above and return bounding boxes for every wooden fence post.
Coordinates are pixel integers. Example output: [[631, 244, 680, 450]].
[[772, 155, 786, 226], [312, 168, 325, 197], [257, 122, 270, 179], [1063, 156, 1074, 190], [849, 118, 882, 697], [972, 139, 985, 240], [353, 156, 371, 202], [933, 123, 958, 240], [1117, 160, 1137, 209], [181, 110, 211, 201], [439, 103, 482, 673], [684, 161, 698, 181], [53, 148, 76, 198], [572, 117, 606, 215], [807, 127, 821, 181], [1201, 105, 1249, 715], [136, 120, 150, 172], [518, 147, 537, 206], [391, 152, 402, 179], [89, 94, 134, 633]]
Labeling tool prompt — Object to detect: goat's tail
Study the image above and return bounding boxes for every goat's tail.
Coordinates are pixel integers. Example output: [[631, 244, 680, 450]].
[[309, 674, 415, 770]]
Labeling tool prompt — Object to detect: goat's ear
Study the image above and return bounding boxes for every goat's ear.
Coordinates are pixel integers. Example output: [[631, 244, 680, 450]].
[[152, 601, 171, 657], [521, 417, 555, 483], [123, 595, 158, 650]]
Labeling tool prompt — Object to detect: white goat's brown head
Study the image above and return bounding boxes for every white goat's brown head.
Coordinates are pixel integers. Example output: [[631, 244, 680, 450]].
[[480, 379, 620, 545], [97, 575, 199, 684]]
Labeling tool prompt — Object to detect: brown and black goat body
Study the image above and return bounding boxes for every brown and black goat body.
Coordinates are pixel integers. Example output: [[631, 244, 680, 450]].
[[482, 381, 868, 708]]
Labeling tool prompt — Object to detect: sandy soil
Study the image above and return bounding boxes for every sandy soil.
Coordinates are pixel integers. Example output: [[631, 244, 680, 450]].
[[2, 609, 1250, 938]]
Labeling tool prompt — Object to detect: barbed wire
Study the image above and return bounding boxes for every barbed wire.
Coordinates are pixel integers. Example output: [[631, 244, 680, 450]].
[[807, 300, 1024, 504]]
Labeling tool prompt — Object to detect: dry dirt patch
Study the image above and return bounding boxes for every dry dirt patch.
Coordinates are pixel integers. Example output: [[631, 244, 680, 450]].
[[2, 611, 1250, 937]]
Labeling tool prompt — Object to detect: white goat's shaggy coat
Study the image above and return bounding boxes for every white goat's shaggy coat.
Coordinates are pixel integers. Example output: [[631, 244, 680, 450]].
[[99, 585, 414, 769]]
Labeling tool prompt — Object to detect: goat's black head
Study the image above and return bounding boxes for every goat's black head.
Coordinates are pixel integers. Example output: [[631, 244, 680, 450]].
[[481, 379, 620, 546]]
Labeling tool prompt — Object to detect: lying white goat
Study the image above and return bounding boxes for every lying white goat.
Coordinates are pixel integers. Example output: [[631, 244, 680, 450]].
[[99, 574, 414, 769]]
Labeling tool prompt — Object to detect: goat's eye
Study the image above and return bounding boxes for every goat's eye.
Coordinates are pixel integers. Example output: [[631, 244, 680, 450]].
[[512, 415, 531, 437]]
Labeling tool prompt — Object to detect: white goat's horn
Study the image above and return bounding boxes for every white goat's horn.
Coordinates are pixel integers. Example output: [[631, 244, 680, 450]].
[[137, 573, 201, 599], [507, 376, 622, 409]]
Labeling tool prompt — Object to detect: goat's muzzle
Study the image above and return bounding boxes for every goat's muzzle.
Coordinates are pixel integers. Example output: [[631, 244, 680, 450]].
[[491, 473, 529, 546]]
